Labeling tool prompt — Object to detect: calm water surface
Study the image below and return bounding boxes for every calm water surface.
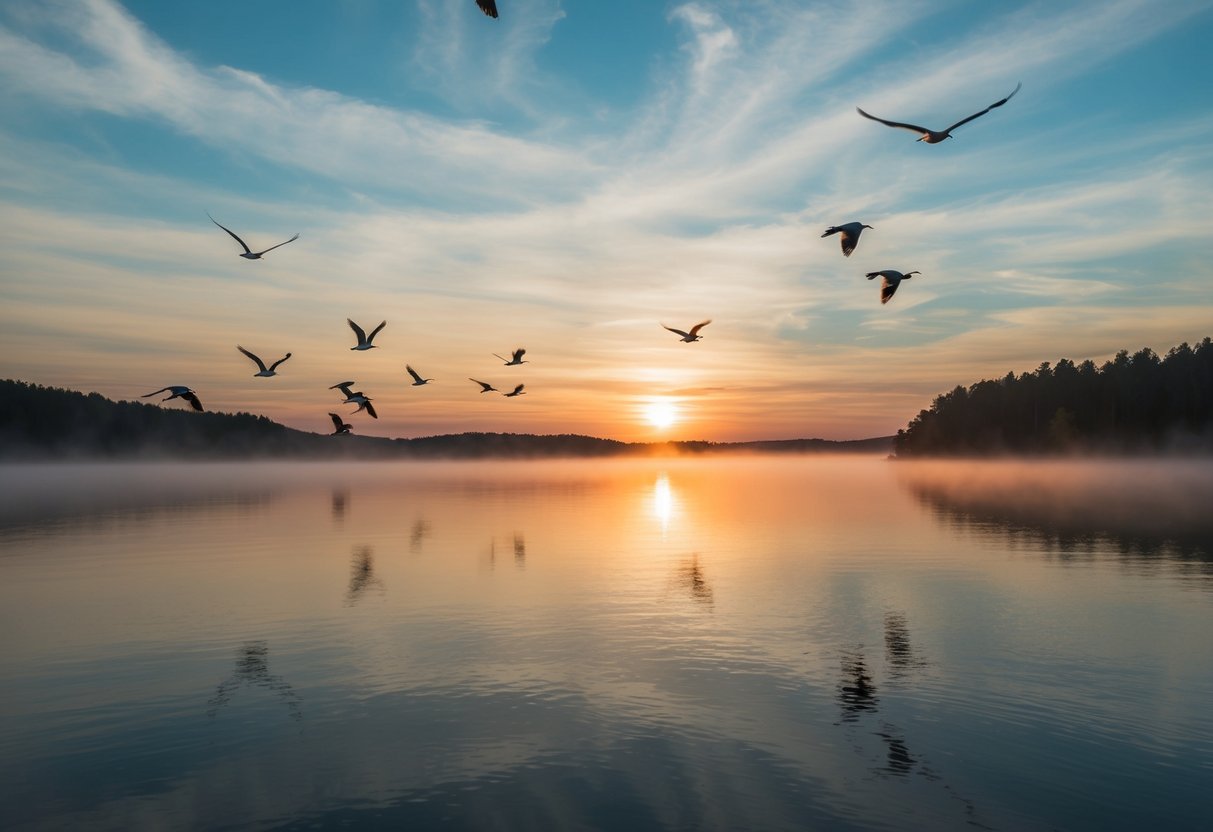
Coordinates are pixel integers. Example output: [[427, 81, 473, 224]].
[[1, 457, 1211, 831]]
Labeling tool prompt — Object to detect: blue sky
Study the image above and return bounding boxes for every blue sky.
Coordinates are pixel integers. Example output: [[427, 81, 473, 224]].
[[2, 0, 1212, 441]]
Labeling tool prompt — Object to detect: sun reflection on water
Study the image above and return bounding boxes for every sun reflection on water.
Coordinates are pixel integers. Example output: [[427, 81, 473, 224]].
[[652, 473, 677, 537]]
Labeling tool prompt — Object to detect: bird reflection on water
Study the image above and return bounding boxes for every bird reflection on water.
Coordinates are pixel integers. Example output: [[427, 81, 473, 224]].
[[671, 553, 713, 609], [207, 641, 301, 722], [346, 545, 383, 605], [513, 532, 526, 567], [409, 518, 431, 552], [331, 489, 348, 522]]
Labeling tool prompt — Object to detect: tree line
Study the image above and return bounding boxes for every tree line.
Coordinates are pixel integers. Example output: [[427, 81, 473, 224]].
[[893, 338, 1213, 456]]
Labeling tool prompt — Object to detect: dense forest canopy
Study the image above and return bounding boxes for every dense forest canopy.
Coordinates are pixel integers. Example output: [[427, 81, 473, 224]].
[[0, 381, 890, 459], [894, 339, 1213, 456]]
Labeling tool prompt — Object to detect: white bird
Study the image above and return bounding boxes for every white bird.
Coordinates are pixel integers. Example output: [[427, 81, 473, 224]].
[[237, 345, 291, 377], [503, 384, 526, 398], [143, 386, 203, 411], [470, 378, 498, 393], [329, 413, 352, 435], [476, 0, 498, 18], [822, 222, 874, 257], [857, 83, 1021, 144], [493, 348, 527, 366], [208, 214, 298, 259], [347, 319, 386, 351], [406, 365, 433, 386], [866, 270, 921, 304], [662, 320, 711, 343]]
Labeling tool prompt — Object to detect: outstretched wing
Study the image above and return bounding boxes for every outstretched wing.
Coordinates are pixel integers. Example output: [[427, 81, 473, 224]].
[[880, 276, 899, 305], [329, 413, 345, 430], [406, 365, 423, 383], [347, 318, 367, 345], [512, 348, 526, 362], [476, 0, 498, 18], [181, 391, 204, 411], [364, 401, 378, 419], [866, 271, 883, 280], [945, 82, 1021, 134], [366, 321, 387, 344], [329, 380, 356, 391], [513, 384, 525, 394], [208, 214, 252, 254], [253, 234, 299, 256], [661, 324, 691, 338], [840, 231, 858, 257], [237, 345, 268, 372], [142, 387, 172, 398], [821, 226, 840, 238], [688, 320, 712, 336], [856, 108, 930, 135], [492, 353, 509, 363], [268, 353, 292, 372]]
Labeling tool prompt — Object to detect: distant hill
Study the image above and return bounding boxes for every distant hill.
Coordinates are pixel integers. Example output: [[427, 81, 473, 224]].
[[0, 380, 892, 460], [893, 338, 1213, 456]]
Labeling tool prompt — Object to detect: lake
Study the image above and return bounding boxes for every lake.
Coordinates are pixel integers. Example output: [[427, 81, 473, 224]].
[[1, 457, 1211, 831]]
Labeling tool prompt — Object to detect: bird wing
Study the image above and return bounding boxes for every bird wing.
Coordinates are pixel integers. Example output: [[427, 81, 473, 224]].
[[944, 82, 1021, 133], [689, 320, 712, 336], [182, 392, 204, 411], [268, 353, 292, 372], [514, 384, 525, 394], [253, 234, 299, 256], [364, 401, 378, 419], [329, 380, 356, 391], [866, 271, 882, 280], [513, 348, 526, 361], [329, 412, 345, 430], [492, 353, 509, 363], [347, 318, 368, 345], [406, 365, 423, 383], [840, 230, 859, 257], [237, 345, 268, 372], [367, 321, 387, 344], [476, 0, 498, 18], [208, 214, 252, 254], [881, 276, 899, 304], [661, 324, 691, 338], [856, 108, 930, 135], [469, 378, 494, 391], [821, 226, 840, 238], [142, 387, 172, 398]]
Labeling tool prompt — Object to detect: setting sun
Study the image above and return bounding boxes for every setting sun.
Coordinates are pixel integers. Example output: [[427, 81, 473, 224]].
[[644, 401, 680, 430]]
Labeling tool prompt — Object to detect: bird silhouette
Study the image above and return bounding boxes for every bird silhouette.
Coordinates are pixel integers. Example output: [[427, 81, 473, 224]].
[[662, 320, 711, 342], [329, 413, 352, 435], [476, 0, 498, 18], [822, 222, 874, 257], [208, 214, 298, 259], [142, 386, 203, 411], [866, 270, 921, 304], [470, 378, 498, 393], [406, 365, 433, 386], [347, 319, 386, 351], [857, 83, 1021, 144], [237, 345, 291, 377], [503, 384, 526, 397], [493, 348, 527, 366]]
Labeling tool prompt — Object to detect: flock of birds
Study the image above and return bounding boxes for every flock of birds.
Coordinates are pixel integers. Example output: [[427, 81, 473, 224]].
[[141, 4, 1024, 437]]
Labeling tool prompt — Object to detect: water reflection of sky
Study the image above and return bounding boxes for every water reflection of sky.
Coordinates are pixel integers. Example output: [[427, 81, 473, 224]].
[[1, 459, 1211, 831]]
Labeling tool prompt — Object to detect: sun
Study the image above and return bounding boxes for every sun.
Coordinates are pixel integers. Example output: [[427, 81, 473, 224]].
[[644, 400, 679, 430]]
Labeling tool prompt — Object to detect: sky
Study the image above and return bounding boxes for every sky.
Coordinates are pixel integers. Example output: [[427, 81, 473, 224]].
[[1, 0, 1212, 443]]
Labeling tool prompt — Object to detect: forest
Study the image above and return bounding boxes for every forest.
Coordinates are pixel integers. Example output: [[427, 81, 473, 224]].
[[893, 338, 1213, 456]]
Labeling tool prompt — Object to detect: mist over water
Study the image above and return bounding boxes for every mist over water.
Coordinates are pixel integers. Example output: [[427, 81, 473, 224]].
[[1, 457, 1211, 831]]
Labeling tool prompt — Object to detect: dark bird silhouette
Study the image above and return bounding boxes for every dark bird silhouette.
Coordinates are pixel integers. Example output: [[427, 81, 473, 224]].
[[208, 214, 298, 259], [347, 319, 386, 351], [503, 383, 526, 397], [329, 413, 352, 435], [857, 82, 1021, 143], [866, 270, 920, 304], [470, 378, 498, 393], [493, 348, 527, 366], [351, 397, 378, 419], [476, 0, 498, 18], [329, 381, 357, 397], [662, 320, 711, 342], [237, 345, 291, 377], [406, 365, 433, 386], [142, 385, 203, 411], [822, 222, 874, 257]]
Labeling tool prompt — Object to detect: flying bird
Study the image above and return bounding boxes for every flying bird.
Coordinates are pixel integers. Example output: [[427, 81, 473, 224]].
[[493, 348, 527, 366], [347, 319, 386, 351], [406, 365, 433, 386], [822, 222, 874, 257], [866, 270, 921, 304], [476, 0, 498, 18], [503, 384, 526, 398], [470, 378, 498, 393], [350, 398, 378, 418], [856, 82, 1021, 144], [208, 214, 298, 259], [237, 345, 291, 377], [329, 413, 352, 435], [662, 320, 711, 343], [142, 386, 203, 411]]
